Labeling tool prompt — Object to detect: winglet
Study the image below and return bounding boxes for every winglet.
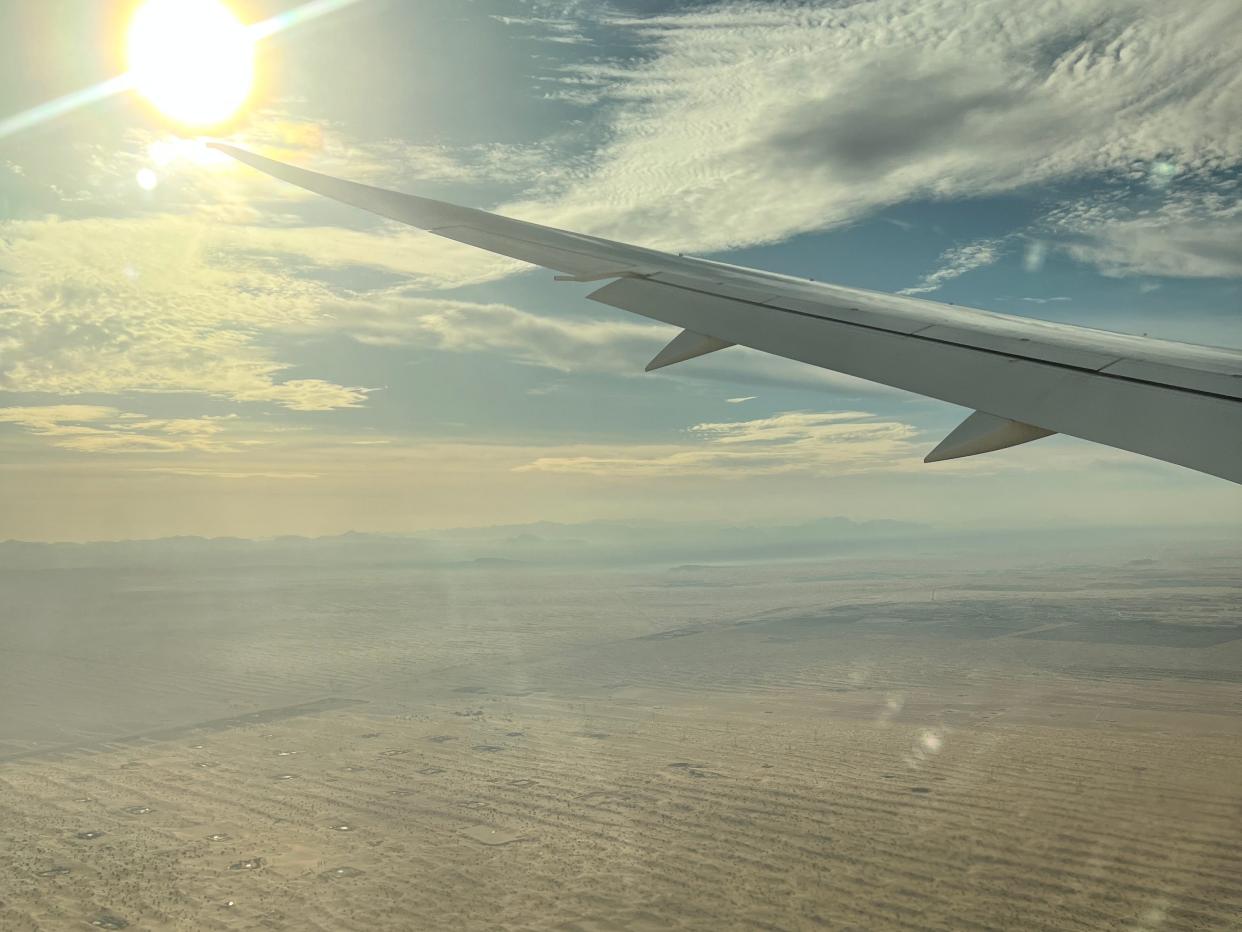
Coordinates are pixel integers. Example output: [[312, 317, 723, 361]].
[[645, 329, 735, 372], [925, 411, 1055, 463]]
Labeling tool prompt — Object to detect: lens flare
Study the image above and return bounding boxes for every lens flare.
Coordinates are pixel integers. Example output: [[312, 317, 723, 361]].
[[127, 0, 255, 127]]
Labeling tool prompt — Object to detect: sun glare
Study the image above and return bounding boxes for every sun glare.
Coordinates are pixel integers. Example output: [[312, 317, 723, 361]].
[[127, 0, 255, 127]]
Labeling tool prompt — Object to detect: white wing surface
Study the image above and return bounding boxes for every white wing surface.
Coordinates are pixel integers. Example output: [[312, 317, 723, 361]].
[[211, 144, 1242, 484]]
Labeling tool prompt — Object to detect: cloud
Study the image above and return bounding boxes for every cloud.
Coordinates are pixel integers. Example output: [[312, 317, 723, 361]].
[[0, 202, 881, 430], [1023, 240, 1048, 273], [316, 291, 894, 394], [899, 239, 1005, 295], [1046, 184, 1242, 278], [494, 0, 1242, 270], [0, 405, 249, 453], [317, 293, 664, 364], [74, 0, 1235, 296], [137, 467, 320, 480], [514, 408, 1170, 483], [0, 405, 119, 434], [0, 215, 371, 410], [517, 410, 923, 477], [769, 73, 1024, 183], [22, 1, 1242, 291], [235, 121, 572, 194], [491, 15, 591, 46]]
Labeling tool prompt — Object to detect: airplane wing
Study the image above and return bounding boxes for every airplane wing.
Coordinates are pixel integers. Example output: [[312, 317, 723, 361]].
[[210, 143, 1242, 484]]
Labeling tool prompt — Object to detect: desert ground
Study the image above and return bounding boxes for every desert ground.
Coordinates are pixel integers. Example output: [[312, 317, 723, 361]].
[[1, 535, 1241, 930]]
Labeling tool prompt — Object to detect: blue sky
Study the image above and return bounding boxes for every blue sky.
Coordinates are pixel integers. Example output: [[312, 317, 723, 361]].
[[0, 0, 1240, 540]]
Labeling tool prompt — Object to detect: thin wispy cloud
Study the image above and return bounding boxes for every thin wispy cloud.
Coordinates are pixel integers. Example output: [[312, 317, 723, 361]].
[[137, 466, 320, 480], [0, 405, 251, 453], [517, 411, 923, 478], [899, 239, 1005, 295]]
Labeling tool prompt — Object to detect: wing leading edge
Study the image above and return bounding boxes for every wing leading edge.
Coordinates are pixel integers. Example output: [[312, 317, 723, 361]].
[[210, 143, 1242, 484]]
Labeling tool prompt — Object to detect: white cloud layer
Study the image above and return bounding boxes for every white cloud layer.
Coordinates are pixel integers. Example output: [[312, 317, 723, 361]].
[[499, 0, 1242, 276], [89, 0, 1240, 297], [0, 215, 370, 410], [1046, 185, 1242, 278]]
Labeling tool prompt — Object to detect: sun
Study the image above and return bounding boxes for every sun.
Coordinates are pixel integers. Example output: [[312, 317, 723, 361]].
[[127, 0, 255, 127]]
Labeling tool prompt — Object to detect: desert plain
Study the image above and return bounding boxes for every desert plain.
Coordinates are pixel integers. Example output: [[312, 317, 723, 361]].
[[1, 529, 1240, 930]]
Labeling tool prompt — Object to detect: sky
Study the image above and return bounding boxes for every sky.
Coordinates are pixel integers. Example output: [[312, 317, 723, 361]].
[[0, 0, 1240, 542]]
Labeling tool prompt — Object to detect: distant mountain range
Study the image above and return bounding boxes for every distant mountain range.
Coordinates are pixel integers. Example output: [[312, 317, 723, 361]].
[[0, 517, 932, 569]]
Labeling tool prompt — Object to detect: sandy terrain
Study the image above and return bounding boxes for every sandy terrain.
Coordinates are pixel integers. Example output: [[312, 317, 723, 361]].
[[1, 543, 1240, 930]]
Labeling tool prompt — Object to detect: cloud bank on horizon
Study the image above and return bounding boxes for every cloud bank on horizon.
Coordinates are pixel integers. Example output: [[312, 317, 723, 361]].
[[0, 0, 1239, 539]]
